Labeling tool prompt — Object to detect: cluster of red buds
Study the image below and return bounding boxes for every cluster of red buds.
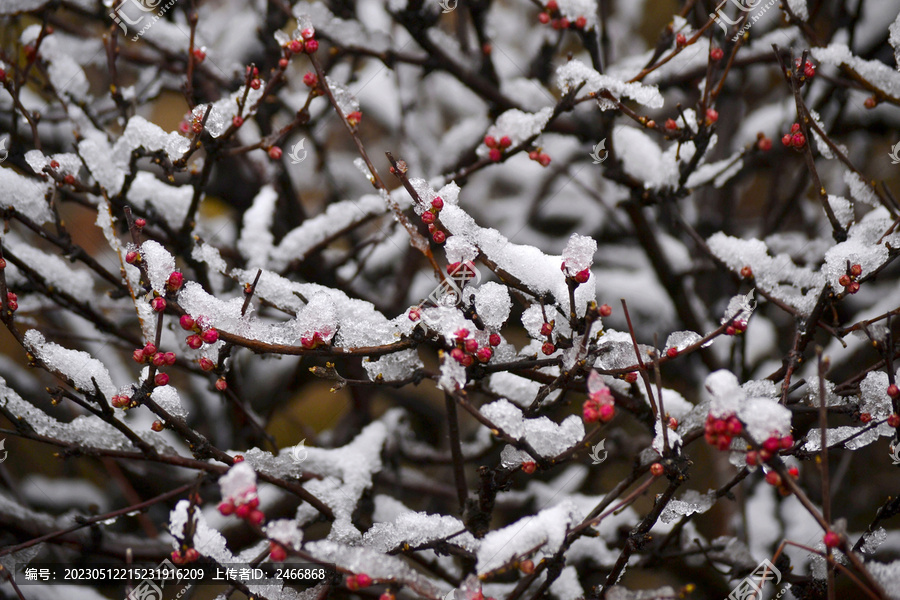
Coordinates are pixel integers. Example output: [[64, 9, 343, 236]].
[[745, 433, 794, 466], [346, 573, 373, 590], [583, 371, 615, 423], [527, 149, 551, 167], [180, 314, 220, 349], [132, 342, 176, 386], [704, 413, 743, 450], [6, 291, 18, 312], [450, 328, 495, 366], [781, 123, 806, 149], [284, 26, 319, 55], [764, 464, 799, 495], [300, 331, 329, 349], [170, 547, 200, 564], [537, 1, 588, 29], [421, 196, 447, 244], [484, 134, 512, 162], [560, 260, 590, 284], [725, 320, 747, 336], [838, 263, 862, 294], [111, 393, 132, 409], [539, 321, 555, 356], [218, 486, 265, 525], [303, 72, 319, 93], [794, 58, 816, 80]]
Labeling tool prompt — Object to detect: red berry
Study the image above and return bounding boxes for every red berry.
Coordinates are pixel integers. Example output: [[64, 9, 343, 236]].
[[248, 509, 265, 525], [170, 551, 184, 564], [432, 230, 446, 243], [792, 133, 806, 148], [233, 454, 244, 462], [270, 543, 287, 562], [192, 48, 206, 63], [489, 148, 502, 162], [740, 265, 753, 278], [499, 136, 512, 149], [716, 436, 731, 451], [520, 559, 535, 574], [666, 347, 678, 358], [860, 412, 872, 423], [484, 135, 498, 148], [186, 335, 203, 349], [132, 349, 145, 363], [218, 501, 234, 515], [49, 160, 59, 169], [889, 413, 900, 428], [541, 342, 555, 355], [151, 297, 167, 312], [521, 461, 536, 474], [460, 354, 473, 367], [788, 466, 800, 479], [455, 328, 470, 339], [538, 12, 550, 24], [599, 304, 612, 317], [431, 197, 444, 211], [538, 153, 551, 167], [745, 451, 758, 466], [154, 373, 169, 386], [303, 72, 318, 88], [727, 418, 743, 436], [540, 322, 553, 336], [675, 33, 686, 47], [838, 274, 851, 287], [278, 58, 289, 68], [664, 118, 678, 130], [791, 123, 801, 133], [823, 532, 841, 549], [199, 357, 215, 371], [650, 463, 664, 477], [250, 78, 261, 90], [268, 146, 282, 160], [215, 378, 228, 391], [710, 47, 724, 61], [575, 16, 587, 28], [201, 328, 219, 344], [235, 503, 251, 519], [421, 211, 436, 224], [583, 403, 600, 423], [125, 250, 139, 264], [451, 348, 466, 364], [180, 315, 195, 330], [546, 0, 558, 10], [134, 217, 146, 228], [151, 420, 163, 432], [765, 471, 781, 486], [167, 271, 184, 291], [489, 333, 502, 346], [289, 39, 303, 53], [888, 385, 900, 399], [233, 115, 244, 128], [803, 64, 815, 79], [476, 347, 493, 363], [726, 326, 736, 336], [864, 96, 877, 109], [165, 352, 176, 365], [781, 435, 793, 449], [304, 39, 319, 53]]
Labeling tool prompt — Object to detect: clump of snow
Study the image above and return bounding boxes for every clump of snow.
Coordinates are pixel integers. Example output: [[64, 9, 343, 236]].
[[0, 168, 53, 224], [191, 84, 266, 138], [23, 330, 116, 399], [556, 60, 663, 109], [151, 385, 187, 419], [219, 462, 259, 506], [722, 290, 756, 325], [704, 371, 791, 442], [474, 283, 512, 329], [238, 186, 277, 269], [480, 399, 584, 458], [812, 44, 900, 98], [659, 489, 715, 524], [476, 502, 578, 573], [169, 499, 234, 564], [266, 519, 303, 549], [562, 233, 596, 275]]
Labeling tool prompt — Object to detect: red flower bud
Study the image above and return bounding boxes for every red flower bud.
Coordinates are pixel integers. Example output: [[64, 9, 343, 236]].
[[521, 461, 536, 474], [304, 39, 318, 53], [186, 335, 203, 349], [201, 328, 219, 344], [166, 271, 184, 291], [303, 72, 318, 88], [489, 333, 501, 346], [650, 463, 664, 477], [215, 378, 228, 391], [199, 357, 215, 371], [154, 373, 169, 386], [180, 315, 195, 330], [151, 297, 167, 312]]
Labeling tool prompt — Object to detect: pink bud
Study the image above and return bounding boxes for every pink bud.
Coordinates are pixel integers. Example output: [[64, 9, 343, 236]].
[[125, 251, 139, 264], [421, 211, 436, 224], [355, 574, 372, 588], [247, 509, 265, 525], [151, 297, 167, 312], [152, 352, 166, 367], [164, 352, 177, 366], [180, 315, 195, 330], [450, 348, 466, 364], [154, 373, 169, 386], [431, 197, 444, 210], [476, 347, 493, 362], [215, 378, 228, 391], [598, 404, 615, 422], [455, 328, 470, 340], [186, 335, 203, 349], [235, 503, 251, 518], [143, 343, 157, 356], [304, 39, 318, 53], [489, 333, 501, 346], [464, 338, 478, 353], [199, 357, 215, 371], [166, 271, 184, 291], [133, 349, 146, 363], [200, 328, 219, 344], [574, 268, 590, 283], [432, 230, 446, 243]]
